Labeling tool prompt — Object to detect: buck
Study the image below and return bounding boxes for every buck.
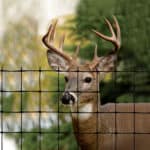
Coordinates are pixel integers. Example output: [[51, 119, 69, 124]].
[[42, 17, 150, 150]]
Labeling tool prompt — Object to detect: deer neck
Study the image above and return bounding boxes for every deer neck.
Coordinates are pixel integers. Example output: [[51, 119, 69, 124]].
[[71, 94, 100, 147]]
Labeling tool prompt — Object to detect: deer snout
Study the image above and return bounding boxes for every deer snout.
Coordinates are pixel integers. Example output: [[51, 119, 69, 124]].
[[61, 92, 77, 105]]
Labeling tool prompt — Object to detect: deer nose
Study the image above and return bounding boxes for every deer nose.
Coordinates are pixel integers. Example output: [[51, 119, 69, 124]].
[[61, 92, 75, 105]]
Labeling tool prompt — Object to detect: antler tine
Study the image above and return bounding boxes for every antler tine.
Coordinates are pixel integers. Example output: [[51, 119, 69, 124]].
[[104, 18, 116, 39], [47, 20, 57, 43], [94, 43, 98, 59], [113, 16, 121, 48], [59, 34, 65, 51], [73, 43, 80, 59], [90, 44, 100, 69], [42, 24, 52, 45]]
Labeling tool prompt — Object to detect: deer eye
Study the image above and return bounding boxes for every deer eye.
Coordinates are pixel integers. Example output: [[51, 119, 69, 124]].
[[84, 77, 92, 83], [64, 76, 69, 82]]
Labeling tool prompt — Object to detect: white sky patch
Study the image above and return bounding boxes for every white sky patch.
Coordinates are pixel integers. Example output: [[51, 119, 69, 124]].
[[0, 0, 79, 36], [38, 0, 79, 34], [0, 134, 17, 150]]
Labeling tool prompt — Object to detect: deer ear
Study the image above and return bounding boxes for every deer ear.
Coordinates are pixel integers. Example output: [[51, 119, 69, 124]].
[[47, 50, 69, 72], [96, 54, 117, 79]]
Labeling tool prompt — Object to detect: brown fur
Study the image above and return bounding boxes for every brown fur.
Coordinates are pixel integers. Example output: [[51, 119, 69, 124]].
[[72, 100, 150, 150]]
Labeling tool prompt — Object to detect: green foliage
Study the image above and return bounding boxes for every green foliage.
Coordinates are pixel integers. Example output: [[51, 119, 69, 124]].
[[1, 15, 46, 69], [116, 0, 150, 71], [2, 94, 14, 112], [10, 123, 78, 150], [116, 94, 133, 103], [22, 93, 28, 111], [117, 94, 150, 103]]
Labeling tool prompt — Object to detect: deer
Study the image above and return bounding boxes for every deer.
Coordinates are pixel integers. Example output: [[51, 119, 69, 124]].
[[42, 17, 150, 150]]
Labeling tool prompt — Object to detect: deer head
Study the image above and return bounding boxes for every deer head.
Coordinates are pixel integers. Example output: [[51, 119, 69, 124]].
[[42, 16, 121, 106]]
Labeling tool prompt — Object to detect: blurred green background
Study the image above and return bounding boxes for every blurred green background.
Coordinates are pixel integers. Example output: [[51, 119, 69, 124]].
[[0, 0, 150, 149]]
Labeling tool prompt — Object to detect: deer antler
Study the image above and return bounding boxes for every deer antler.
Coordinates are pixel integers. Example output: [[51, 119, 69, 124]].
[[92, 16, 121, 51], [43, 18, 120, 70], [42, 20, 73, 63], [90, 16, 121, 69]]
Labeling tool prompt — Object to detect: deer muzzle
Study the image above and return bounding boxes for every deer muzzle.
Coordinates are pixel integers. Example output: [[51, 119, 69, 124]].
[[61, 92, 76, 105]]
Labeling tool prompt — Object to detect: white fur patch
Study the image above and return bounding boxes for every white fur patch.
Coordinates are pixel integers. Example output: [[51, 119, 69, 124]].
[[71, 103, 93, 121], [69, 92, 77, 102]]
